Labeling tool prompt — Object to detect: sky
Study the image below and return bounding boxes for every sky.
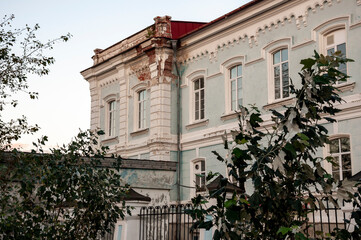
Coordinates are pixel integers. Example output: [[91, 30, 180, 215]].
[[1, 0, 251, 150]]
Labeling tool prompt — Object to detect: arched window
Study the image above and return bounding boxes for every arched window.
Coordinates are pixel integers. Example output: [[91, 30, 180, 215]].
[[272, 48, 289, 100], [193, 159, 206, 192], [193, 78, 205, 121], [230, 65, 243, 111], [324, 29, 347, 74], [137, 89, 147, 129], [108, 100, 116, 136]]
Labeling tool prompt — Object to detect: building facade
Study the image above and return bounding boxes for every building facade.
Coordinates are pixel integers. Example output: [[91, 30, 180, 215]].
[[81, 0, 361, 238]]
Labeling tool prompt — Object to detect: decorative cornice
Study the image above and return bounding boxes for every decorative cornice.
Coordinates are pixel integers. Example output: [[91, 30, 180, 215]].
[[179, 0, 347, 64]]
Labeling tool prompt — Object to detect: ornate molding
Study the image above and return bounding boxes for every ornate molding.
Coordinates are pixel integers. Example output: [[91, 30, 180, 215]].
[[180, 0, 346, 64]]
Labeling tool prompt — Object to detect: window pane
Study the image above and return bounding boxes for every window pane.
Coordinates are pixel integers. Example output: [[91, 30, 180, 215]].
[[201, 160, 205, 171], [343, 170, 352, 180], [281, 49, 288, 62], [332, 156, 339, 171], [333, 171, 340, 182], [230, 67, 237, 79], [273, 50, 280, 64], [194, 79, 199, 90], [343, 171, 352, 180], [337, 43, 346, 57], [341, 137, 350, 152], [282, 62, 289, 98], [274, 66, 280, 99], [237, 65, 242, 77], [327, 48, 335, 56], [329, 139, 339, 153], [342, 154, 351, 170], [200, 78, 204, 89]]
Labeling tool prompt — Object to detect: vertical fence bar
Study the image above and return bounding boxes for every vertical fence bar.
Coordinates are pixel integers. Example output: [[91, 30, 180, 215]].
[[326, 199, 331, 234], [139, 208, 142, 240]]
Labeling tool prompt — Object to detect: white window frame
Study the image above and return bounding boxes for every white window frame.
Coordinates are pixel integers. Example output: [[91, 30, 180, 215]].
[[192, 77, 205, 122], [107, 100, 116, 137], [264, 38, 291, 104], [326, 135, 352, 181], [229, 64, 243, 112], [271, 47, 290, 101], [323, 28, 347, 77], [131, 81, 149, 132], [102, 94, 117, 138], [221, 56, 244, 115], [137, 89, 147, 130], [191, 158, 206, 193]]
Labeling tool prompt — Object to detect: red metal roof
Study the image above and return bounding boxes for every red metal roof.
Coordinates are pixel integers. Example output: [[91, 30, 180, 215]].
[[177, 0, 264, 39], [170, 21, 207, 39]]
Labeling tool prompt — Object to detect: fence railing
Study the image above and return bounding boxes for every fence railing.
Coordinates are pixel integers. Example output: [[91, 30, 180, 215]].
[[138, 198, 355, 240], [139, 204, 200, 240], [304, 198, 352, 238]]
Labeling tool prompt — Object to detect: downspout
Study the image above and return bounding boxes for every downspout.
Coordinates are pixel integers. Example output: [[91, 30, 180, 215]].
[[171, 39, 181, 203]]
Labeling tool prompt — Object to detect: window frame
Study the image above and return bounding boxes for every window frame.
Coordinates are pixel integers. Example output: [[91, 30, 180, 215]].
[[327, 135, 352, 181], [137, 89, 147, 130], [221, 56, 244, 115], [229, 64, 243, 112], [192, 77, 206, 122], [107, 100, 116, 137], [271, 47, 290, 101], [191, 158, 206, 193], [323, 28, 348, 77]]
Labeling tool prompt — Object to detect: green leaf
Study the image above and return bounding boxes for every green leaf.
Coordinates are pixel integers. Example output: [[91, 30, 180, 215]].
[[277, 226, 291, 235]]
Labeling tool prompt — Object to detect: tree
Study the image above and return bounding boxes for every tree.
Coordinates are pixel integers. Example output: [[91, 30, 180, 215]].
[[188, 51, 361, 239], [0, 15, 130, 239]]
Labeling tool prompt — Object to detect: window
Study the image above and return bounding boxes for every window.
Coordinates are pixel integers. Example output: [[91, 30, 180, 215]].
[[272, 48, 289, 100], [230, 65, 243, 111], [137, 90, 146, 129], [324, 29, 347, 74], [193, 78, 205, 121], [194, 159, 205, 192], [108, 100, 115, 136], [329, 137, 352, 181]]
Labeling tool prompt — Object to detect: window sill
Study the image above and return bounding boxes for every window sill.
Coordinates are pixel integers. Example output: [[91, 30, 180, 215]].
[[186, 119, 209, 130], [335, 82, 355, 93], [130, 128, 149, 137], [220, 111, 239, 121], [101, 136, 118, 144], [263, 97, 296, 110]]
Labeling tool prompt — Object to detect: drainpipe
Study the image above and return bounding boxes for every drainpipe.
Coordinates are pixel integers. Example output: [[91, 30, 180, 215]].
[[171, 39, 181, 203]]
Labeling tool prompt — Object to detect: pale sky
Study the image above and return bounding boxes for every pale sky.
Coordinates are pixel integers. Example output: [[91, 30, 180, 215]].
[[1, 0, 251, 150]]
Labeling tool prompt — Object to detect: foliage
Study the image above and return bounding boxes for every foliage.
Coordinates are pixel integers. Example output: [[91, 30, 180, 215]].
[[188, 51, 361, 239], [0, 14, 70, 150], [0, 131, 130, 239], [0, 15, 130, 239]]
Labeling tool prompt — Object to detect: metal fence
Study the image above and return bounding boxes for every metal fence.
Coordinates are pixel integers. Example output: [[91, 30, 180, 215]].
[[139, 198, 354, 240], [304, 198, 352, 239], [139, 204, 200, 240]]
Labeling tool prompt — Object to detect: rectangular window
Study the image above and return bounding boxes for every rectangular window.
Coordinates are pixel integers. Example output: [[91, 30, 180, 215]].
[[329, 137, 352, 181], [108, 101, 115, 136], [194, 78, 205, 121], [273, 49, 289, 100], [230, 65, 242, 111], [138, 90, 146, 129]]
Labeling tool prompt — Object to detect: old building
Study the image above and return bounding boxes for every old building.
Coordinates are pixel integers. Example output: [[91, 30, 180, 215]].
[[81, 0, 361, 239]]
